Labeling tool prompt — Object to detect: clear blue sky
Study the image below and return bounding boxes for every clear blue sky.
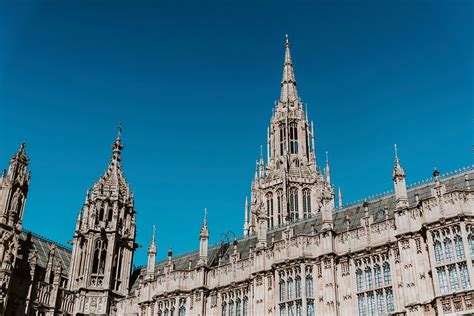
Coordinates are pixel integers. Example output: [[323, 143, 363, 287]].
[[0, 0, 472, 266]]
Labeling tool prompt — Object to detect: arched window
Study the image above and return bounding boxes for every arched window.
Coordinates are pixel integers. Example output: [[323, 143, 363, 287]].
[[357, 294, 365, 316], [287, 277, 294, 300], [277, 190, 283, 226], [356, 269, 363, 291], [280, 126, 286, 155], [376, 290, 385, 314], [295, 275, 302, 298], [279, 279, 285, 301], [242, 297, 248, 316], [107, 207, 113, 222], [266, 193, 274, 228], [305, 275, 313, 297], [434, 240, 443, 264], [383, 262, 391, 285], [229, 300, 234, 316], [374, 264, 382, 288], [92, 239, 107, 275], [454, 235, 465, 260], [302, 189, 311, 218], [289, 122, 298, 154], [289, 188, 298, 222], [236, 299, 241, 316], [386, 288, 395, 312], [467, 226, 474, 258], [444, 237, 454, 262], [178, 298, 186, 316], [98, 208, 105, 222], [365, 267, 372, 289], [222, 302, 227, 316]]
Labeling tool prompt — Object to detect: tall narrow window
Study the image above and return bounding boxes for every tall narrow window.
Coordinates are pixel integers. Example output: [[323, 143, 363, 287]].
[[279, 279, 285, 301], [305, 275, 313, 297], [277, 190, 283, 226], [468, 229, 474, 258], [365, 267, 373, 289], [289, 188, 298, 222], [448, 265, 459, 291], [367, 292, 375, 316], [356, 269, 363, 291], [386, 288, 395, 312], [437, 267, 449, 294], [288, 303, 295, 316], [307, 301, 315, 316], [383, 262, 391, 285], [229, 300, 234, 316], [295, 275, 302, 298], [289, 122, 298, 154], [92, 239, 107, 275], [376, 290, 385, 314], [280, 126, 286, 155], [302, 189, 311, 218], [287, 277, 294, 300], [459, 263, 471, 289], [236, 299, 241, 316], [222, 303, 227, 316], [444, 238, 454, 262], [98, 208, 105, 222], [279, 305, 286, 316], [242, 297, 248, 316], [266, 193, 274, 228], [296, 301, 302, 316], [374, 265, 382, 288], [434, 240, 443, 264], [357, 294, 366, 316], [454, 236, 465, 260]]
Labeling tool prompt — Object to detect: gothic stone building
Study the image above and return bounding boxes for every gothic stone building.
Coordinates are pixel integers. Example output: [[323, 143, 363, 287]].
[[0, 37, 473, 316]]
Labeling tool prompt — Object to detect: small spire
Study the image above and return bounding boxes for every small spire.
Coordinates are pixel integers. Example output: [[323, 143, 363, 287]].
[[200, 208, 209, 238], [243, 196, 249, 237], [392, 144, 405, 179], [338, 186, 343, 209], [111, 123, 124, 160], [148, 225, 157, 254], [325, 151, 331, 184], [151, 224, 156, 244]]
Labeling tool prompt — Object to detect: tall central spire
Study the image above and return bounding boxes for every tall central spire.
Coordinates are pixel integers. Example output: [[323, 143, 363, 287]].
[[280, 34, 299, 104]]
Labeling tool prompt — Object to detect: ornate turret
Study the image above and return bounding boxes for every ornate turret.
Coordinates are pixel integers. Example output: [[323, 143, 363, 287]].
[[392, 144, 408, 209], [146, 225, 156, 280], [68, 125, 137, 315], [248, 35, 334, 233], [0, 143, 30, 313], [198, 209, 209, 266]]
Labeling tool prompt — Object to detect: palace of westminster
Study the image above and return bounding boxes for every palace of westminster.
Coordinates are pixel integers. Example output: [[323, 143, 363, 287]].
[[0, 37, 472, 316]]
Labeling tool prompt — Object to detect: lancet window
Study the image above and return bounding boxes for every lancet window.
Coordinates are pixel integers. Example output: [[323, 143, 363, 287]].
[[289, 188, 298, 222], [266, 193, 274, 228], [277, 190, 283, 226], [302, 189, 311, 218], [289, 122, 298, 154]]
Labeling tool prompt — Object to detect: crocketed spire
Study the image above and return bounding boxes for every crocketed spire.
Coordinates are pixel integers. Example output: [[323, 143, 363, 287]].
[[392, 144, 405, 179], [91, 124, 130, 200], [280, 34, 299, 104]]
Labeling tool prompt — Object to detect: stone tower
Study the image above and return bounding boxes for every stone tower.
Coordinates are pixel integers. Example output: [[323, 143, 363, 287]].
[[68, 127, 137, 315], [246, 35, 334, 235], [0, 143, 30, 313]]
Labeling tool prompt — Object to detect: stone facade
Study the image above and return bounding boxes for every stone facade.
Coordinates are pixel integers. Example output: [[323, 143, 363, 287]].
[[0, 36, 472, 316]]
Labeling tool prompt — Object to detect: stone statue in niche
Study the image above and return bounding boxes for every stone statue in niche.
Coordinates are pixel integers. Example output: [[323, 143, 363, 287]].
[[10, 188, 23, 214]]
